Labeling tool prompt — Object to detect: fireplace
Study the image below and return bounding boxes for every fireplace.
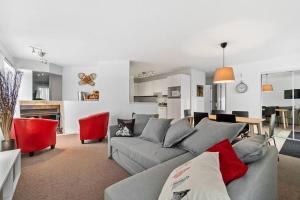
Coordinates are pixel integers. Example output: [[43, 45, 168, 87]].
[[19, 101, 64, 134]]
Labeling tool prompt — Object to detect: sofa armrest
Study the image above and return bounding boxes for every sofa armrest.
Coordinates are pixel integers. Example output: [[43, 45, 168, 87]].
[[109, 125, 119, 138], [108, 125, 119, 159], [227, 146, 278, 200]]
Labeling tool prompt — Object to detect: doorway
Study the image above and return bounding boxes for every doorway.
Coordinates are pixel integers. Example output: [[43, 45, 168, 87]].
[[261, 70, 300, 158]]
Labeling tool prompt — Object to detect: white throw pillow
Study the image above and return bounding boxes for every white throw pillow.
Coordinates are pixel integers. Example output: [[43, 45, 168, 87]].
[[158, 152, 231, 200]]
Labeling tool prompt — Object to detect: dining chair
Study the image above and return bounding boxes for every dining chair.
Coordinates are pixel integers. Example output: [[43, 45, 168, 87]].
[[262, 106, 266, 118], [211, 110, 226, 115], [216, 114, 236, 123], [193, 112, 209, 126], [232, 111, 249, 117], [266, 113, 277, 149], [232, 111, 249, 138], [184, 109, 191, 117]]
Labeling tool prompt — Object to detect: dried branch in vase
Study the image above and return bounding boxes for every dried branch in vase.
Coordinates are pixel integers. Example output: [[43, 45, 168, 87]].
[[0, 66, 23, 141]]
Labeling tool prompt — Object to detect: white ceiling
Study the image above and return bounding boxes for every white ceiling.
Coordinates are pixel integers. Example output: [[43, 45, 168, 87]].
[[0, 0, 300, 75]]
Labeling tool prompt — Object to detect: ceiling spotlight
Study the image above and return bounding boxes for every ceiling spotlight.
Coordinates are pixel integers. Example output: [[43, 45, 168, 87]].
[[38, 50, 46, 58]]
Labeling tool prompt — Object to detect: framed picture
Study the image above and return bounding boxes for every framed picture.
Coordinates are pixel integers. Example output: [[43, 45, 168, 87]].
[[196, 85, 203, 97]]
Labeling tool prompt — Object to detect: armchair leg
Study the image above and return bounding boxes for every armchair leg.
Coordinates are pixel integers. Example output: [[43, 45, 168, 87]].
[[99, 138, 103, 142], [29, 152, 34, 157], [81, 140, 84, 144], [51, 145, 55, 149]]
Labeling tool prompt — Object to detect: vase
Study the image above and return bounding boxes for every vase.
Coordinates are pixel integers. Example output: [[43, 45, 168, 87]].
[[1, 139, 16, 152]]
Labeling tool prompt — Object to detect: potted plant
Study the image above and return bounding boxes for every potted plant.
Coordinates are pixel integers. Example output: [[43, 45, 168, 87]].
[[0, 64, 23, 151]]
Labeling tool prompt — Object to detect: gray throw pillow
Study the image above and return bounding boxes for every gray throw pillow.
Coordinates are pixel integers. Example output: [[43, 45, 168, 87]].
[[133, 114, 159, 136], [179, 118, 245, 155], [233, 135, 267, 164], [140, 118, 172, 143], [163, 119, 196, 148]]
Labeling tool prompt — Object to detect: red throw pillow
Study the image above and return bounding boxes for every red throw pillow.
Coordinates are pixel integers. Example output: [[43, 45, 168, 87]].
[[207, 139, 248, 184]]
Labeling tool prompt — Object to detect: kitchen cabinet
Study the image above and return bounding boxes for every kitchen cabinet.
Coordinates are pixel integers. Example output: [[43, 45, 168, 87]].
[[152, 80, 160, 93], [166, 74, 191, 119], [166, 74, 182, 87], [162, 79, 168, 96], [134, 78, 167, 97], [135, 81, 153, 96], [134, 83, 139, 96], [158, 106, 167, 118], [167, 98, 181, 119], [144, 81, 153, 96]]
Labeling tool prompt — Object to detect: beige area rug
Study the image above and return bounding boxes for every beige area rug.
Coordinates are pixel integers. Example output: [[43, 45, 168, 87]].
[[13, 134, 129, 200], [13, 134, 300, 200]]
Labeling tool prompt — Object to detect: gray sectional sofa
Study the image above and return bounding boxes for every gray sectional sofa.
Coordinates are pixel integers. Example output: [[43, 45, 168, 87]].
[[105, 115, 278, 200]]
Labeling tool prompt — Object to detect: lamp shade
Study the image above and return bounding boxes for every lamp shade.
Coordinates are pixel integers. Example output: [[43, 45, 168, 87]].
[[262, 84, 273, 92], [213, 67, 235, 84]]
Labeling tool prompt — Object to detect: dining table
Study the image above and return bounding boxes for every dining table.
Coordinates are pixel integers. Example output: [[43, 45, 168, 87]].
[[187, 115, 265, 136]]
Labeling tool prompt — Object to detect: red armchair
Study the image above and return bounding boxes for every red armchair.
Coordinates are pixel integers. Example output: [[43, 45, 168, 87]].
[[79, 112, 109, 144], [12, 118, 58, 156]]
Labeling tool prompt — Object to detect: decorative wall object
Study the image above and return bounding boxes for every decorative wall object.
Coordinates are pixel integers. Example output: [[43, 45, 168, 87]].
[[78, 73, 96, 86], [0, 64, 23, 151], [197, 85, 203, 97], [85, 90, 99, 101], [78, 90, 100, 101], [235, 74, 248, 93]]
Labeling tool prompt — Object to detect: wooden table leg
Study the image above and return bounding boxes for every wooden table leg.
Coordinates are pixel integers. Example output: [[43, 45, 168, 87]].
[[257, 123, 263, 135], [249, 124, 255, 136], [282, 111, 287, 129], [285, 112, 289, 128]]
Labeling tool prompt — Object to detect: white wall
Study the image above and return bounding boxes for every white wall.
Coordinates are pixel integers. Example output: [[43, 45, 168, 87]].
[[0, 45, 13, 141], [62, 61, 158, 133], [14, 69, 33, 118], [49, 63, 63, 75], [18, 69, 33, 101], [63, 61, 130, 102], [190, 68, 206, 113], [64, 101, 158, 133], [226, 54, 300, 117], [13, 57, 63, 75], [13, 57, 50, 72]]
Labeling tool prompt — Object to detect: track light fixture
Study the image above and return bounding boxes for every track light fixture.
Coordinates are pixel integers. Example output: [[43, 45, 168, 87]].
[[30, 46, 48, 64]]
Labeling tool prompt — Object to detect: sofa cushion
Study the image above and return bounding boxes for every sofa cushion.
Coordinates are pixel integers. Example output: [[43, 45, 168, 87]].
[[163, 119, 196, 148], [115, 118, 135, 137], [233, 135, 267, 164], [207, 139, 248, 184], [179, 118, 245, 155], [111, 137, 187, 169], [105, 152, 195, 200], [140, 118, 172, 143], [158, 152, 230, 200], [133, 114, 159, 136]]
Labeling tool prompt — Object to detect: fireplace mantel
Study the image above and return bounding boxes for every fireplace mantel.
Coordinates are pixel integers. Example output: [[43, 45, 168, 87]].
[[19, 101, 64, 134]]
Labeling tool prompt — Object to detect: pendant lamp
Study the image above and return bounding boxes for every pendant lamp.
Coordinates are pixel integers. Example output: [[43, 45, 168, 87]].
[[213, 42, 235, 84], [262, 74, 273, 92]]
